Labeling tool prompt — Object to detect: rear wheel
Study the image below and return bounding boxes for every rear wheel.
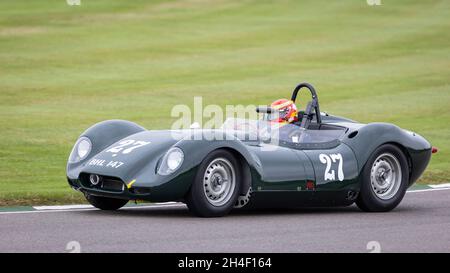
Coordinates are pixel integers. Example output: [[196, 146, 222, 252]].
[[185, 149, 241, 217], [85, 194, 128, 210], [356, 144, 409, 212]]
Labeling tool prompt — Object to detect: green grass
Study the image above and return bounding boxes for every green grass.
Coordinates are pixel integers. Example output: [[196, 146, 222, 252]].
[[0, 0, 449, 206]]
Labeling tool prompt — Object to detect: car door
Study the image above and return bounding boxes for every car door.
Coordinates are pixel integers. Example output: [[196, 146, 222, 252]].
[[247, 143, 314, 191]]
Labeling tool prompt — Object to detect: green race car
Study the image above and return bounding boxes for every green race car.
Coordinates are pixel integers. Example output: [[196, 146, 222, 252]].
[[66, 83, 434, 217]]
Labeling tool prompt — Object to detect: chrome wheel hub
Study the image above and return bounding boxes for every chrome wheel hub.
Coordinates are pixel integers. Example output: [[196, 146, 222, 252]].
[[203, 158, 236, 207], [370, 153, 402, 200]]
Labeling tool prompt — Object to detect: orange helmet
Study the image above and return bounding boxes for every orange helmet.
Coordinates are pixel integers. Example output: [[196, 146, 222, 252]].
[[269, 99, 298, 123]]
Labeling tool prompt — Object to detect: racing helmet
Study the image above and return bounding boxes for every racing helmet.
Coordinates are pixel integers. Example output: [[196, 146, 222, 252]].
[[269, 99, 298, 123]]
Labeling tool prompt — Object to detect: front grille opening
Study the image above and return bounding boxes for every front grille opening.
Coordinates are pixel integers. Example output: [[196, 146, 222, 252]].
[[101, 177, 125, 192], [129, 187, 151, 195], [80, 173, 125, 193]]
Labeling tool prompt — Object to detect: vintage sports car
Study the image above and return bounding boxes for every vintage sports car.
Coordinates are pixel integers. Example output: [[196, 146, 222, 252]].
[[66, 83, 435, 217]]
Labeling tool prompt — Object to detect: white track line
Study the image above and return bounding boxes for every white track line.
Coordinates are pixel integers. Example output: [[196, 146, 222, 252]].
[[407, 187, 450, 193], [0, 203, 185, 215], [33, 204, 93, 210], [32, 201, 180, 211], [429, 183, 450, 189], [0, 208, 99, 215]]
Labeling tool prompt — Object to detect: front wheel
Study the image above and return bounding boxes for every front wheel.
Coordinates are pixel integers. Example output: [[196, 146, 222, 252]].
[[356, 144, 409, 212], [185, 149, 241, 217], [85, 194, 128, 210]]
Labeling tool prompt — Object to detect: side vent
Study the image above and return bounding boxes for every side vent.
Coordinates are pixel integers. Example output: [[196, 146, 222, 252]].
[[348, 131, 358, 139]]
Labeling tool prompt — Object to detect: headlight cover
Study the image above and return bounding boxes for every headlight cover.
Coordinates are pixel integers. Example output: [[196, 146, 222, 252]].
[[158, 147, 184, 175], [68, 137, 92, 163]]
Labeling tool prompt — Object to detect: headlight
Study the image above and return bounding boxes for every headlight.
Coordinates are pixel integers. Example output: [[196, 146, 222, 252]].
[[68, 137, 92, 163], [157, 147, 184, 175]]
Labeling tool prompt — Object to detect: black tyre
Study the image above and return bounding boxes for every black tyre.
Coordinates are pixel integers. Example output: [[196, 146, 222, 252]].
[[85, 194, 128, 210], [185, 149, 242, 217], [356, 144, 409, 212]]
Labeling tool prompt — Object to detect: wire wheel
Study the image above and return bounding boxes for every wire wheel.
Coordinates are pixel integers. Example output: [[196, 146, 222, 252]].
[[203, 157, 236, 207]]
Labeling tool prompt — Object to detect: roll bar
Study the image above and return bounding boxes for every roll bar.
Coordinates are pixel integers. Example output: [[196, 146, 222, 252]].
[[291, 82, 321, 125]]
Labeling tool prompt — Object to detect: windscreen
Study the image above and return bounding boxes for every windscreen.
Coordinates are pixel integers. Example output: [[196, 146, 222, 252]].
[[220, 118, 345, 144]]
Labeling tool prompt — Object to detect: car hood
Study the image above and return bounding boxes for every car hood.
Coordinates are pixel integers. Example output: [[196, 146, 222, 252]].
[[69, 128, 252, 185], [79, 130, 186, 183]]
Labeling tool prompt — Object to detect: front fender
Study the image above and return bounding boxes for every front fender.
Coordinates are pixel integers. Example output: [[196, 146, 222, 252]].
[[66, 120, 145, 180], [120, 130, 260, 201], [341, 122, 431, 184], [175, 130, 260, 173]]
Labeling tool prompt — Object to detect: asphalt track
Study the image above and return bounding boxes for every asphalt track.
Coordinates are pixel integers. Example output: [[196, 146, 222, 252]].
[[0, 188, 449, 253]]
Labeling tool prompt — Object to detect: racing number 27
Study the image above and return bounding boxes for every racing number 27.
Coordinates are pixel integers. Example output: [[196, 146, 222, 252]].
[[106, 140, 150, 155], [319, 153, 344, 182]]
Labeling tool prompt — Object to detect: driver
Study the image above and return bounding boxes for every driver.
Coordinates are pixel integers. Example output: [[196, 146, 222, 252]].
[[267, 98, 306, 143], [269, 99, 299, 124]]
